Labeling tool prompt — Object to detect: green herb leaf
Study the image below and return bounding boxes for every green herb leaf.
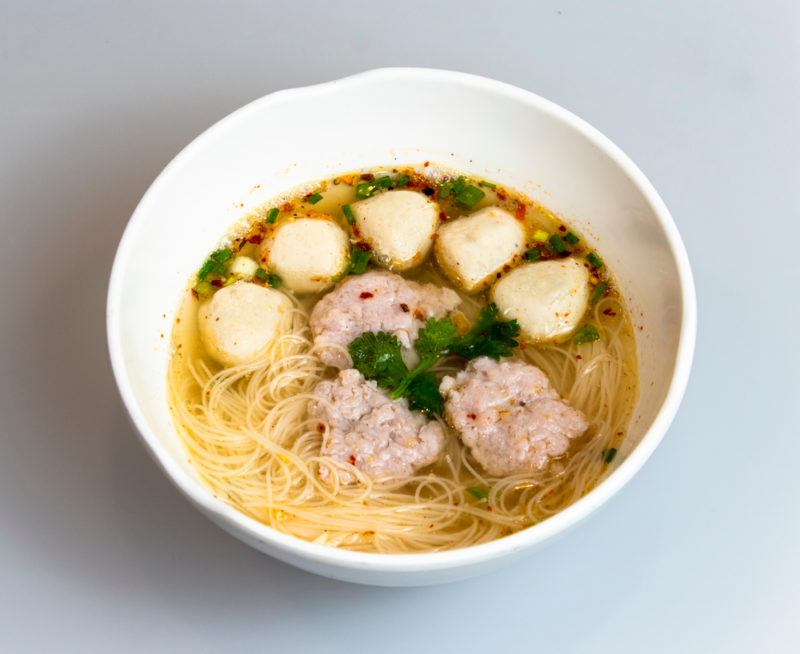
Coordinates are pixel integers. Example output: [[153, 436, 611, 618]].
[[389, 317, 459, 401], [439, 180, 453, 198], [343, 247, 370, 276], [197, 248, 233, 280], [590, 281, 608, 304], [307, 192, 323, 204], [349, 305, 518, 416], [548, 234, 569, 255], [265, 207, 279, 224], [525, 247, 541, 261], [356, 175, 393, 199], [349, 332, 408, 391], [210, 248, 232, 263], [414, 317, 460, 361], [454, 183, 485, 209], [394, 174, 410, 188], [194, 280, 215, 297], [573, 324, 600, 344], [267, 273, 282, 288], [254, 267, 269, 282], [565, 232, 580, 245], [603, 447, 617, 464], [342, 204, 356, 225], [587, 251, 604, 269], [466, 486, 489, 501], [406, 372, 444, 415], [449, 304, 520, 360]]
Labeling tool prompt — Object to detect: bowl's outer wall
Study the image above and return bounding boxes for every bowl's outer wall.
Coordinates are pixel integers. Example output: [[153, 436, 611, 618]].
[[108, 69, 692, 585]]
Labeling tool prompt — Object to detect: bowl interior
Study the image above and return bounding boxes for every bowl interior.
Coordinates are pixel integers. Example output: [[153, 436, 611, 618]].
[[108, 69, 692, 577]]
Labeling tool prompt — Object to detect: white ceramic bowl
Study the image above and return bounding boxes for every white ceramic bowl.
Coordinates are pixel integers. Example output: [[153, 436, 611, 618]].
[[107, 68, 696, 586]]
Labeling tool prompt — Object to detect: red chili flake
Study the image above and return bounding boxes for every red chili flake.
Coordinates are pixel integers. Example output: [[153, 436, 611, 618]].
[[428, 523, 434, 528], [191, 289, 199, 300], [576, 354, 583, 360], [467, 413, 477, 421], [281, 202, 293, 211], [558, 225, 567, 232], [400, 303, 409, 313], [487, 506, 493, 512], [348, 454, 356, 465], [515, 203, 526, 220], [317, 423, 325, 433], [413, 309, 424, 320], [502, 264, 511, 272], [603, 308, 617, 316], [496, 190, 507, 200], [247, 233, 263, 244], [355, 241, 372, 251], [359, 291, 374, 299], [360, 173, 374, 181], [423, 161, 430, 167], [352, 225, 361, 237], [438, 211, 448, 221], [210, 279, 223, 288]]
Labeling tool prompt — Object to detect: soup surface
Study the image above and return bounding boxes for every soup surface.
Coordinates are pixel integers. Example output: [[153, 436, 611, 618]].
[[169, 164, 638, 553]]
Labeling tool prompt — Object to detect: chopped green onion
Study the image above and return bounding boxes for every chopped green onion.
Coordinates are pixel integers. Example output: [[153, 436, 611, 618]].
[[466, 486, 489, 501], [355, 182, 372, 199], [347, 247, 370, 275], [479, 180, 496, 190], [548, 234, 569, 255], [603, 447, 618, 464], [451, 177, 466, 195], [342, 204, 356, 225], [438, 180, 453, 198], [197, 248, 233, 280], [254, 267, 269, 282], [454, 183, 485, 209], [587, 251, 604, 269], [573, 324, 600, 344], [525, 247, 542, 261], [265, 207, 279, 224], [533, 229, 549, 243], [194, 280, 214, 296], [565, 232, 580, 245], [307, 192, 323, 204], [355, 175, 393, 199], [394, 174, 410, 188], [210, 248, 233, 263], [590, 281, 608, 304], [267, 273, 282, 288]]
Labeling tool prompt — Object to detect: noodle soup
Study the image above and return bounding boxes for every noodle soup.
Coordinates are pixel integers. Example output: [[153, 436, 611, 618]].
[[168, 164, 638, 553]]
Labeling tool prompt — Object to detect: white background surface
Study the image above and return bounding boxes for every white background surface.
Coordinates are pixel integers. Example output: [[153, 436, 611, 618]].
[[1, 1, 798, 652]]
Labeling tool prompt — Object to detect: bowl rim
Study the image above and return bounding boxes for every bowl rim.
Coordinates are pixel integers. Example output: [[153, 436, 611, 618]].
[[107, 67, 697, 573]]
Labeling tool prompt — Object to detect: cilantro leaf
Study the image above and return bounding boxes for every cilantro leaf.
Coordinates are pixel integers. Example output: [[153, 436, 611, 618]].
[[406, 372, 444, 415], [449, 304, 520, 360], [347, 304, 519, 416], [348, 332, 408, 391], [414, 317, 459, 361]]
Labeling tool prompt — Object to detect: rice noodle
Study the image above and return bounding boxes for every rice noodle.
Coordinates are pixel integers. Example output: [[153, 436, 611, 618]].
[[168, 273, 637, 553]]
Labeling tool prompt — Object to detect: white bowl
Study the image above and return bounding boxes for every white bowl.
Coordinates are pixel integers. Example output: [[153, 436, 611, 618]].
[[107, 68, 696, 586]]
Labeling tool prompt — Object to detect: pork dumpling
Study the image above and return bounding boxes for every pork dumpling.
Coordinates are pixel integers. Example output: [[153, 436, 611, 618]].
[[491, 258, 590, 342], [435, 206, 526, 293], [268, 217, 349, 293], [352, 190, 438, 270], [198, 281, 292, 366]]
